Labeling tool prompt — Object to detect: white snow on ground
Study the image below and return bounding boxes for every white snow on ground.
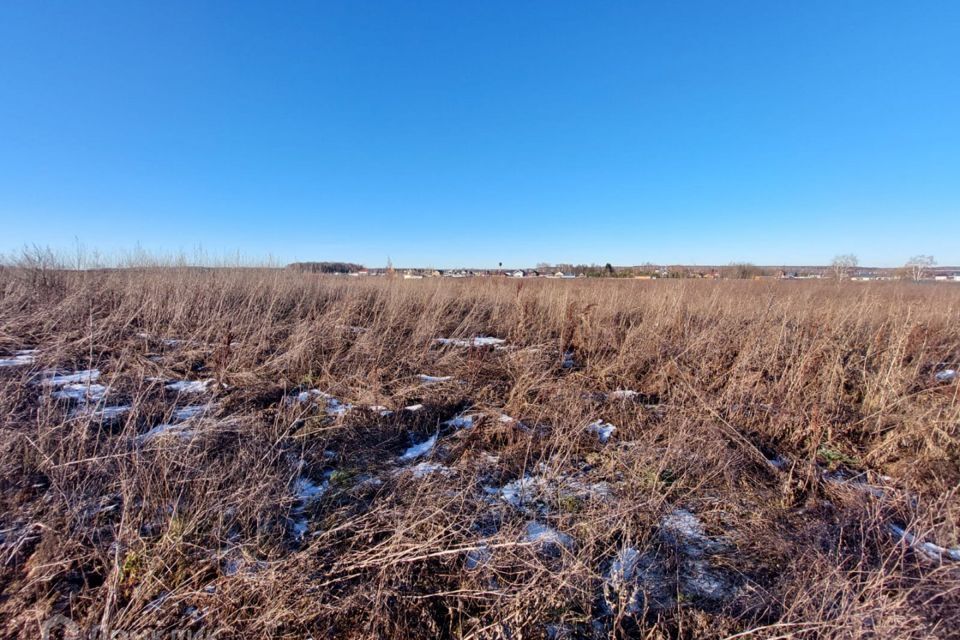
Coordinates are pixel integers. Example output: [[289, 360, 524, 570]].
[[661, 508, 708, 543], [166, 379, 214, 393], [889, 524, 960, 562], [400, 433, 438, 461], [767, 454, 790, 470], [84, 405, 131, 420], [444, 413, 475, 429], [293, 476, 329, 502], [409, 462, 451, 478], [44, 369, 101, 385], [173, 405, 207, 421], [604, 547, 645, 614], [486, 474, 611, 512], [404, 403, 424, 412], [436, 337, 507, 348], [525, 521, 574, 550], [0, 350, 38, 367], [498, 413, 532, 431], [935, 369, 957, 383], [368, 405, 393, 416], [42, 369, 107, 404], [287, 389, 352, 415], [419, 374, 452, 384], [566, 479, 613, 499], [492, 476, 542, 509], [817, 467, 959, 561], [137, 404, 212, 443], [136, 422, 197, 443], [52, 384, 108, 403], [325, 397, 352, 416], [604, 509, 738, 613], [464, 545, 492, 570], [288, 389, 326, 404], [609, 390, 638, 400], [290, 475, 330, 540], [587, 420, 617, 443]]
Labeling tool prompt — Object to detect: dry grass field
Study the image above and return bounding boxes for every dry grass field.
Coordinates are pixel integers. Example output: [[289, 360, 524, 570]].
[[1, 266, 958, 638]]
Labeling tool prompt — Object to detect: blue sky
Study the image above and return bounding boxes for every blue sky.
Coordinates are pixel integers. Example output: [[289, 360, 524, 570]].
[[1, 1, 957, 268]]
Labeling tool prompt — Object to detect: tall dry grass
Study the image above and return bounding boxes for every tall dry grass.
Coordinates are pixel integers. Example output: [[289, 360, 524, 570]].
[[0, 267, 958, 638]]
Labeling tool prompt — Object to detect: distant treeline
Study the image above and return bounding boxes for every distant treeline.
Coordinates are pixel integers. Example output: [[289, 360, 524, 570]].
[[287, 262, 364, 274]]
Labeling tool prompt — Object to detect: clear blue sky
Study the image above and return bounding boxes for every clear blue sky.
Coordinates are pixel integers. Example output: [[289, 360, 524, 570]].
[[1, 1, 957, 268]]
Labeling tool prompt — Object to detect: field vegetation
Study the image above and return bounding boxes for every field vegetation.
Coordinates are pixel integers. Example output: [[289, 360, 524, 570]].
[[1, 264, 958, 638]]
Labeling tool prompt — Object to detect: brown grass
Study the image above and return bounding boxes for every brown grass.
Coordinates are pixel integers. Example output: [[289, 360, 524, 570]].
[[1, 267, 958, 638]]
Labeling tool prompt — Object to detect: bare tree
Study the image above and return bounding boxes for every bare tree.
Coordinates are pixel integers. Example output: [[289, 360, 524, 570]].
[[905, 255, 936, 281], [830, 254, 858, 280]]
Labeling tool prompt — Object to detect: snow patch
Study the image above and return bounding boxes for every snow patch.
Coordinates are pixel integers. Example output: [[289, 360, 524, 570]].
[[525, 521, 574, 551], [487, 476, 543, 509], [604, 547, 675, 614], [409, 462, 451, 478], [44, 369, 100, 386], [419, 374, 452, 384], [52, 384, 108, 403], [287, 389, 351, 415], [587, 420, 617, 443], [136, 422, 197, 443], [0, 350, 38, 367], [173, 405, 207, 421], [605, 509, 739, 615], [290, 475, 330, 540], [889, 523, 960, 562], [83, 404, 131, 420], [436, 336, 506, 349], [400, 433, 438, 461], [288, 389, 325, 404], [368, 405, 393, 416], [444, 413, 475, 429], [935, 369, 956, 383], [325, 397, 352, 416], [166, 379, 214, 394], [486, 474, 611, 513], [136, 404, 210, 443], [465, 545, 492, 570]]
